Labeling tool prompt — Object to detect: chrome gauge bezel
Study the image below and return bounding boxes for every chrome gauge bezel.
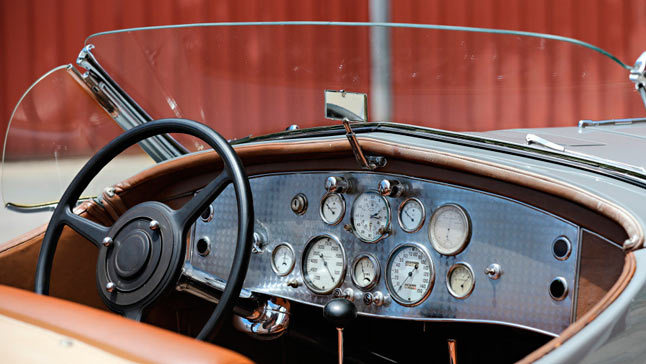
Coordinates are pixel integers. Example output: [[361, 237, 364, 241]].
[[446, 262, 475, 299], [397, 197, 426, 233], [350, 253, 381, 291], [385, 243, 435, 307], [428, 203, 472, 256], [270, 243, 296, 276], [319, 192, 346, 225], [350, 191, 391, 243], [301, 234, 347, 295]]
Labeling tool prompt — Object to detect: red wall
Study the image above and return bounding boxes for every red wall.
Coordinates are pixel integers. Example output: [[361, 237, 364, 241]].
[[2, 0, 645, 155]]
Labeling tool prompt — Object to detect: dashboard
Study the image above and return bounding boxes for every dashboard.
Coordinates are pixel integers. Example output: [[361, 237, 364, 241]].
[[184, 171, 580, 336]]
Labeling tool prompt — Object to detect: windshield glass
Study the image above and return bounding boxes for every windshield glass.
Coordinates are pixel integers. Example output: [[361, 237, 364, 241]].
[[85, 22, 639, 148]]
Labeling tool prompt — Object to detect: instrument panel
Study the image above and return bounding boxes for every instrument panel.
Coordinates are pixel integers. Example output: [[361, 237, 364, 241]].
[[185, 171, 580, 336]]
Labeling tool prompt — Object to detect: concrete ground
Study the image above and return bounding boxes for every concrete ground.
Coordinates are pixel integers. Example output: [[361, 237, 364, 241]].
[[0, 155, 153, 242]]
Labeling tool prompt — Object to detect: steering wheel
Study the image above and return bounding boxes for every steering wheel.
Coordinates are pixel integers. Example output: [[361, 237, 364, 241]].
[[34, 118, 253, 340]]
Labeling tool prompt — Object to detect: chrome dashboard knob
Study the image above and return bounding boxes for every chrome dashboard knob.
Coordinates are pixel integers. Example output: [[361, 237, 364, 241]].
[[378, 179, 403, 197], [325, 176, 350, 193]]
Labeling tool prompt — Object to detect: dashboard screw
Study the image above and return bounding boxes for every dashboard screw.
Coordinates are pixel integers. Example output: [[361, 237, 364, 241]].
[[106, 282, 116, 292]]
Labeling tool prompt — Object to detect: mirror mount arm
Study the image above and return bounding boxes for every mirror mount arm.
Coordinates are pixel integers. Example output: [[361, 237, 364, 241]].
[[342, 119, 386, 171]]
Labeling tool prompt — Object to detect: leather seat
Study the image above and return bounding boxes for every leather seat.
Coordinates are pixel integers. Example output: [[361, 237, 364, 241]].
[[0, 285, 253, 363]]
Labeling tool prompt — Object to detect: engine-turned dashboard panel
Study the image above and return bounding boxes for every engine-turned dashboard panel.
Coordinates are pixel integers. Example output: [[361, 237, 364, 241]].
[[184, 171, 580, 335]]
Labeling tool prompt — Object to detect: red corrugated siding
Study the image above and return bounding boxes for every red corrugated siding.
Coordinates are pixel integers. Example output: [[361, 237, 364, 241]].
[[2, 0, 645, 156]]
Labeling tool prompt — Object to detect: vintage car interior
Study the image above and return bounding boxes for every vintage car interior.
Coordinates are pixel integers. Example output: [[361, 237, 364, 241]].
[[0, 23, 644, 363]]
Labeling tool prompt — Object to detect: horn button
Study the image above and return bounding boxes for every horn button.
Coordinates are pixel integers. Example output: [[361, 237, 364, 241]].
[[114, 230, 151, 279]]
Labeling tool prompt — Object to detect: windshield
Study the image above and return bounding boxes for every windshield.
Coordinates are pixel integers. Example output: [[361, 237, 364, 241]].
[[84, 22, 639, 148]]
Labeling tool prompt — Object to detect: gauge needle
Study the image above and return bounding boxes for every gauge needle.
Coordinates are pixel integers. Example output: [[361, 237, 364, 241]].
[[404, 209, 414, 221], [325, 203, 335, 215], [397, 263, 419, 292], [319, 253, 334, 280]]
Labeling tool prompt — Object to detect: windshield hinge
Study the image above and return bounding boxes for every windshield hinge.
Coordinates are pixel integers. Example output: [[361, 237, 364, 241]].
[[342, 119, 386, 170], [629, 51, 646, 111], [525, 134, 566, 152], [69, 66, 117, 115]]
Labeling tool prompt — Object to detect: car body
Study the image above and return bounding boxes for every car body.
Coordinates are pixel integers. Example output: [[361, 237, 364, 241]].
[[2, 22, 646, 363]]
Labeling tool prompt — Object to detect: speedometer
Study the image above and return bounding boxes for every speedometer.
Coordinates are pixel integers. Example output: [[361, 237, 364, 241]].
[[302, 235, 347, 294], [386, 244, 434, 306], [351, 192, 390, 243], [428, 204, 471, 256]]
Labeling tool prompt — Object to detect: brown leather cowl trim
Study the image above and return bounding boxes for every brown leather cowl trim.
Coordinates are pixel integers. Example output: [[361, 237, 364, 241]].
[[518, 252, 636, 363]]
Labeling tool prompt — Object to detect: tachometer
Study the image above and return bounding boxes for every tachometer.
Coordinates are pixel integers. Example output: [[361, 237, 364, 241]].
[[351, 192, 390, 243], [386, 244, 434, 306], [428, 204, 471, 256], [302, 235, 346, 294]]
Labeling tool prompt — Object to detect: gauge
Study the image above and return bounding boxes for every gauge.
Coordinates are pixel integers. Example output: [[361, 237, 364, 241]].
[[302, 235, 346, 294], [398, 198, 425, 233], [446, 262, 475, 299], [320, 193, 345, 225], [428, 204, 471, 256], [386, 244, 434, 306], [351, 192, 390, 243], [351, 254, 380, 290], [271, 243, 295, 276]]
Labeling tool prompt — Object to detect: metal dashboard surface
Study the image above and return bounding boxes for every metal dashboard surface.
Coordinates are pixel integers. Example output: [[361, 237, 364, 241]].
[[187, 171, 579, 335]]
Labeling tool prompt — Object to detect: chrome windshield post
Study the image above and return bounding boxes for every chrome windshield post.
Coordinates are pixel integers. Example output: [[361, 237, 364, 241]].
[[629, 51, 646, 112]]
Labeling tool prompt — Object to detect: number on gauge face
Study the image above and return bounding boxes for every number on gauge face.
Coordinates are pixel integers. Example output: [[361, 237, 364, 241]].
[[429, 204, 471, 256], [320, 193, 345, 225], [351, 192, 390, 243], [398, 198, 425, 233], [447, 263, 475, 298], [271, 243, 295, 276], [302, 235, 346, 294], [386, 244, 434, 306], [351, 254, 380, 290]]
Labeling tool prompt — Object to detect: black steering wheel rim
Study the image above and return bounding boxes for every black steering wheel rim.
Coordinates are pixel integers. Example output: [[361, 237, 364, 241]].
[[34, 118, 254, 340]]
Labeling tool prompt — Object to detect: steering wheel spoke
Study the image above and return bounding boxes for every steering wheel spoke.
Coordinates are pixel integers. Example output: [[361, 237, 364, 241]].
[[123, 307, 144, 322], [174, 171, 231, 227], [61, 209, 110, 248]]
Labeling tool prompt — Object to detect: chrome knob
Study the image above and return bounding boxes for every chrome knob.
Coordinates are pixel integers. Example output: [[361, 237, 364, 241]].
[[378, 179, 403, 197], [149, 220, 160, 231], [485, 263, 502, 280], [105, 282, 116, 293], [372, 291, 390, 306], [325, 176, 350, 193]]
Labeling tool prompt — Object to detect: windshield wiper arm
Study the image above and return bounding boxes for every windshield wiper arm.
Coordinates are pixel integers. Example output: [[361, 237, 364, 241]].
[[525, 134, 566, 152]]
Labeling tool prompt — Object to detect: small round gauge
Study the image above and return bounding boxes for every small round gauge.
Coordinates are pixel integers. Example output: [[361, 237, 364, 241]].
[[398, 198, 425, 233], [351, 254, 380, 290], [446, 262, 475, 299], [320, 193, 345, 225], [351, 192, 390, 243], [302, 235, 347, 294], [271, 243, 295, 276], [386, 244, 434, 306], [429, 204, 471, 256]]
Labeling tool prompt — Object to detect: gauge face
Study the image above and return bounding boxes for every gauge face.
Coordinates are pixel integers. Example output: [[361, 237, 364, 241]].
[[351, 192, 390, 243], [429, 204, 471, 256], [447, 263, 475, 299], [351, 254, 380, 290], [320, 193, 345, 225], [302, 235, 346, 294], [398, 198, 425, 233], [271, 243, 295, 276], [386, 244, 434, 306]]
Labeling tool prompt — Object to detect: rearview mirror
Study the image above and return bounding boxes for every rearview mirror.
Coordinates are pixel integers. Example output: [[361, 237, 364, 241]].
[[324, 90, 368, 122]]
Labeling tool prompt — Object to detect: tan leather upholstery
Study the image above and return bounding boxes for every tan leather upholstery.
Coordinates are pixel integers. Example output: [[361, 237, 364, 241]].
[[0, 285, 253, 364]]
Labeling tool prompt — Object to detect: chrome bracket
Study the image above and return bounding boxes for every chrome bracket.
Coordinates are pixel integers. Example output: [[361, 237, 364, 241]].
[[342, 119, 386, 170], [629, 51, 646, 111]]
